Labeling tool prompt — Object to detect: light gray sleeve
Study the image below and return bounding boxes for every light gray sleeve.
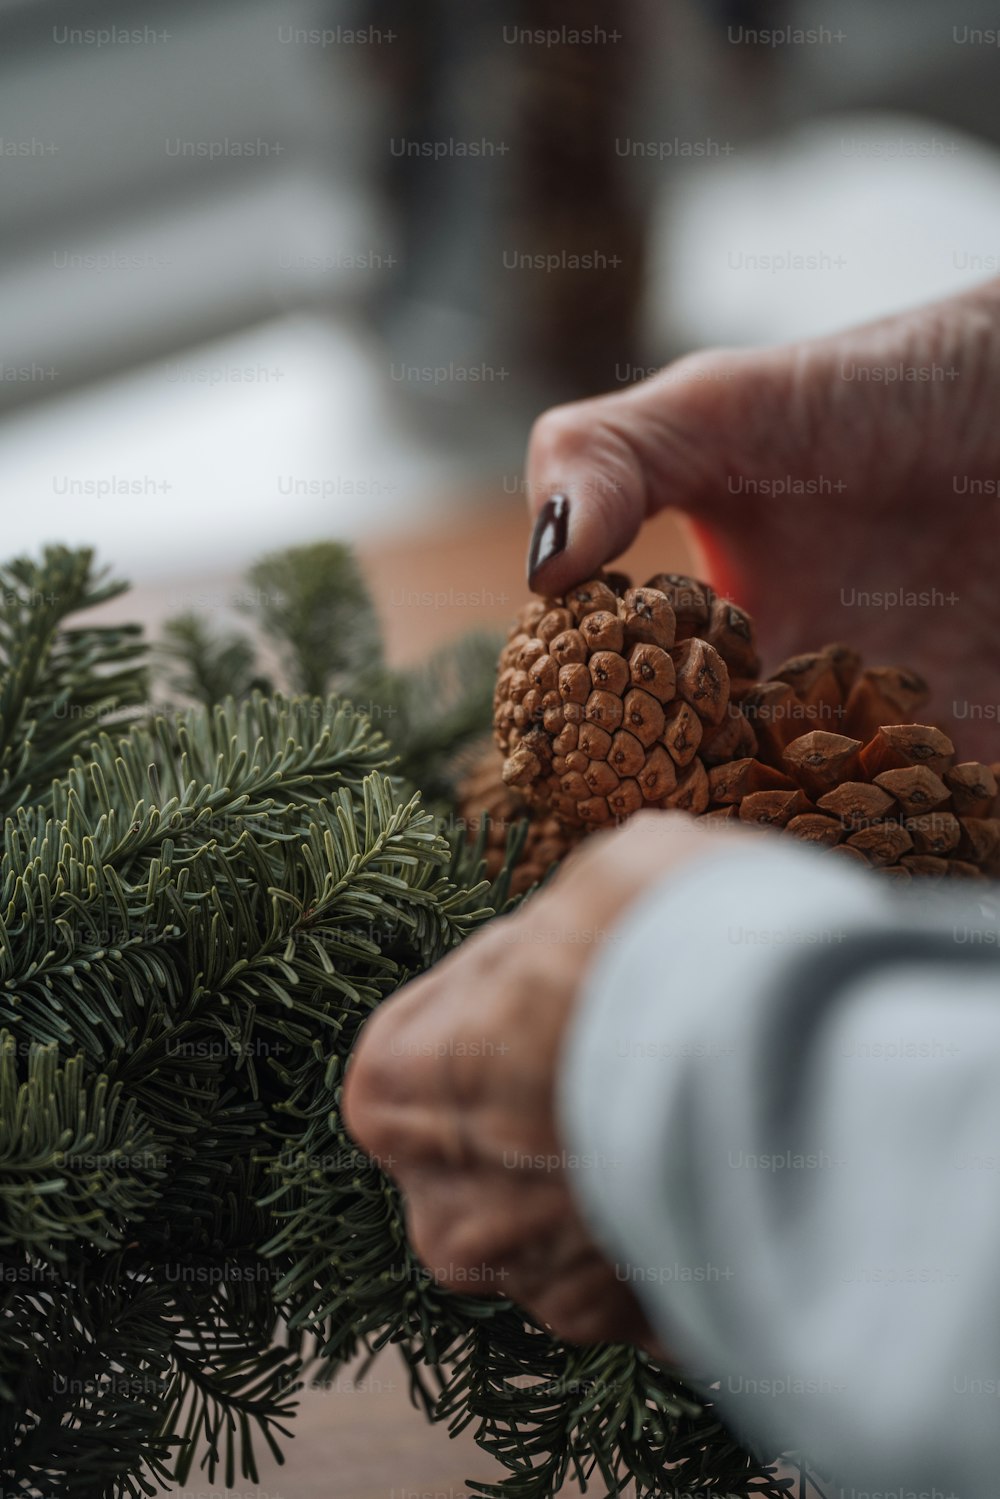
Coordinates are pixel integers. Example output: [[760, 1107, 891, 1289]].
[[557, 840, 1000, 1499]]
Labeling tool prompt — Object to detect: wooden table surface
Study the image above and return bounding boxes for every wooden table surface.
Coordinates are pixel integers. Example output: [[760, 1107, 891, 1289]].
[[359, 500, 694, 666]]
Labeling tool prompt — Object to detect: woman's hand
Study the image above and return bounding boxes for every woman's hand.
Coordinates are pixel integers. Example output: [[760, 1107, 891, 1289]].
[[524, 281, 1000, 756], [342, 811, 751, 1353]]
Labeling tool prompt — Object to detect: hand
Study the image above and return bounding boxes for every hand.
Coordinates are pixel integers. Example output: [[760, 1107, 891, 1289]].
[[524, 280, 1000, 757], [342, 811, 752, 1353]]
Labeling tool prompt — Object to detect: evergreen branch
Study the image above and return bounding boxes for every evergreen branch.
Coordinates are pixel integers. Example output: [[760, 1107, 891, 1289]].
[[0, 1038, 163, 1258], [371, 631, 503, 799], [157, 612, 266, 707], [0, 548, 803, 1499], [0, 1275, 179, 1497], [0, 546, 147, 820], [161, 1342, 299, 1489], [241, 541, 382, 697]]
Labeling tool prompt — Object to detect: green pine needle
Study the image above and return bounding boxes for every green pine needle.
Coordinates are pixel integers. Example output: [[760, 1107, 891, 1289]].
[[0, 546, 793, 1499]]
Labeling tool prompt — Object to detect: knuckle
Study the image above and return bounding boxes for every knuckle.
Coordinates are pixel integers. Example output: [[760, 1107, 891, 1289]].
[[528, 401, 596, 469], [530, 1269, 622, 1346], [529, 399, 648, 526], [440, 1226, 488, 1279], [413, 1216, 489, 1287], [555, 831, 609, 887], [341, 1019, 395, 1149], [531, 1290, 600, 1346], [626, 808, 668, 835], [654, 346, 736, 392], [469, 920, 524, 991], [405, 1210, 439, 1273]]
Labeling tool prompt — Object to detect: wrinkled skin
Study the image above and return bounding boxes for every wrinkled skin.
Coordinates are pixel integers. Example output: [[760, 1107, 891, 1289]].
[[344, 812, 752, 1353], [526, 282, 1000, 757]]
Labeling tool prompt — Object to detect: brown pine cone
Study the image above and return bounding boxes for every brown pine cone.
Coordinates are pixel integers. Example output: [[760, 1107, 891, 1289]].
[[708, 727, 1000, 881], [718, 644, 1000, 878], [494, 573, 758, 830], [492, 574, 1000, 882], [735, 645, 931, 767], [456, 740, 583, 896]]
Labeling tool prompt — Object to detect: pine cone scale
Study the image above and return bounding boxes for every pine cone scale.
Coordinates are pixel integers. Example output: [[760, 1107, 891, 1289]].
[[491, 571, 999, 881]]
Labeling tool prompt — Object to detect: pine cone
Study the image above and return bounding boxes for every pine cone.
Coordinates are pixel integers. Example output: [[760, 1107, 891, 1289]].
[[494, 573, 759, 830], [456, 740, 583, 896], [493, 574, 1000, 881], [709, 716, 1000, 882]]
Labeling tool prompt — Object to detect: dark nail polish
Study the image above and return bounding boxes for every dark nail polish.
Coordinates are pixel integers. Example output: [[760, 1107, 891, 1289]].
[[527, 493, 570, 586]]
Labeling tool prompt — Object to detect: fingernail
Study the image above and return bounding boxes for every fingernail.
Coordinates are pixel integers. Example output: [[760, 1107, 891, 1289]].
[[527, 493, 570, 587]]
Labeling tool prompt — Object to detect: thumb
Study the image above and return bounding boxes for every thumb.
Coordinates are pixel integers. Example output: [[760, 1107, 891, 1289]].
[[523, 350, 757, 595]]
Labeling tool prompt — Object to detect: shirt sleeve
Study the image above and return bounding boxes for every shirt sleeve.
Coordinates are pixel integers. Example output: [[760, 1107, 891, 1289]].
[[557, 838, 1000, 1498]]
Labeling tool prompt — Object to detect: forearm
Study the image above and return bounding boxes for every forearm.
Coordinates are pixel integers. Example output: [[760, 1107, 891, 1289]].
[[558, 842, 1000, 1493]]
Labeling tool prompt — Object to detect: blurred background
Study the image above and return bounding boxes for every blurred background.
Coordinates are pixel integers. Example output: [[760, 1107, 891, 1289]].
[[3, 0, 1000, 1491], [5, 0, 1000, 666]]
